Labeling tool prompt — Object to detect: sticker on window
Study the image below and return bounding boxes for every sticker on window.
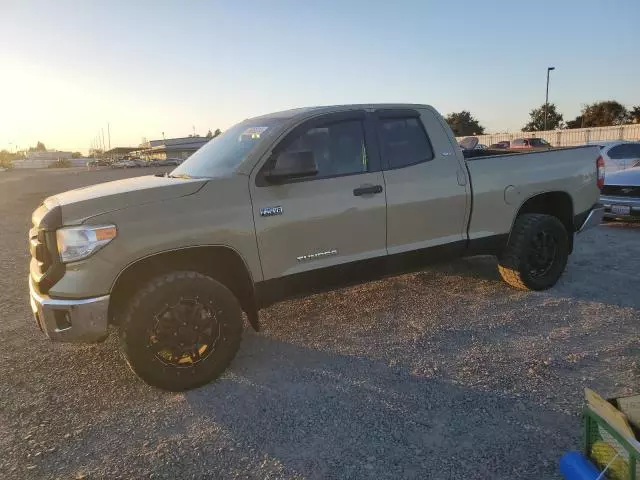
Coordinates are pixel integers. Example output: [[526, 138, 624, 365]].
[[241, 126, 269, 139]]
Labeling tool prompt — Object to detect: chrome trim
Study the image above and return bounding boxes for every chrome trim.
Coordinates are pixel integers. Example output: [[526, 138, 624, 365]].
[[29, 280, 110, 343], [577, 206, 605, 233]]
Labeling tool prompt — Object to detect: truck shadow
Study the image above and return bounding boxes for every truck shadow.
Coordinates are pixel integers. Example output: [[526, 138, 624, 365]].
[[424, 225, 640, 311], [181, 333, 574, 479]]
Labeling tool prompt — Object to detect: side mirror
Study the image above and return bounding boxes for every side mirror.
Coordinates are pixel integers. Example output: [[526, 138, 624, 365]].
[[264, 150, 318, 181]]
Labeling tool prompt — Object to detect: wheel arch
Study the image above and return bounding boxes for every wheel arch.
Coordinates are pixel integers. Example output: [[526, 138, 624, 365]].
[[108, 245, 259, 331], [511, 191, 575, 253]]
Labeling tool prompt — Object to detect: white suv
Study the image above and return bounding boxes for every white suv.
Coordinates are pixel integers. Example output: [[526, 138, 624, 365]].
[[591, 141, 640, 173]]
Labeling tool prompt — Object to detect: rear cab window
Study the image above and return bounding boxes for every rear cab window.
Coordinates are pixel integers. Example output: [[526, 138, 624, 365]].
[[375, 113, 434, 170]]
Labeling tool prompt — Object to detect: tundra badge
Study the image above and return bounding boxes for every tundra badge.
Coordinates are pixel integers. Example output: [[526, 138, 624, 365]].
[[260, 206, 283, 217]]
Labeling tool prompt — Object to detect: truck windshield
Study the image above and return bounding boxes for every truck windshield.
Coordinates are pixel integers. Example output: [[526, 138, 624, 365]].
[[170, 119, 283, 178]]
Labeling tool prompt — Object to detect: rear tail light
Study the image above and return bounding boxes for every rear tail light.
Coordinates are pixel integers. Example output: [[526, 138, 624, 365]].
[[596, 155, 605, 190]]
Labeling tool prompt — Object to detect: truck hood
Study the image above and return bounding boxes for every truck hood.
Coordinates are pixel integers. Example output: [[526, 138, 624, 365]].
[[45, 175, 208, 224], [605, 166, 640, 186]]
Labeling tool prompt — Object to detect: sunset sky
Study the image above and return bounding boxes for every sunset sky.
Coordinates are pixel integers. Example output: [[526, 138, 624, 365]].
[[1, 0, 639, 154]]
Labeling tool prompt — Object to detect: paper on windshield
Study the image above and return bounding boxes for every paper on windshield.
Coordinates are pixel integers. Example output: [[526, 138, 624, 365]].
[[241, 126, 269, 138]]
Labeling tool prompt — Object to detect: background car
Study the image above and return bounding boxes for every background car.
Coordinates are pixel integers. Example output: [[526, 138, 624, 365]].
[[588, 141, 640, 174], [86, 159, 110, 167], [510, 138, 552, 149], [111, 159, 143, 168], [600, 166, 640, 221], [489, 141, 510, 149], [151, 158, 183, 167]]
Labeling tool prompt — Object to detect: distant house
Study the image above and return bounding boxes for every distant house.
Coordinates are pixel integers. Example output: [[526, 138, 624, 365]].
[[132, 137, 210, 161]]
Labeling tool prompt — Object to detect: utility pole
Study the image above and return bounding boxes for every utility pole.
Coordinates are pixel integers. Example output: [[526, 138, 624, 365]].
[[544, 66, 555, 131], [101, 128, 106, 152], [107, 123, 111, 150]]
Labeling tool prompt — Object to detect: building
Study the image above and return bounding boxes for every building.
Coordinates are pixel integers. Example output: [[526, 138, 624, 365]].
[[12, 151, 74, 169], [133, 136, 210, 161], [103, 147, 138, 162]]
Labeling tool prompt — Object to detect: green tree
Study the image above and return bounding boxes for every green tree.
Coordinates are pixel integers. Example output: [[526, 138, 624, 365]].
[[445, 111, 485, 136], [0, 149, 15, 168], [72, 152, 82, 158], [213, 128, 222, 138], [206, 129, 213, 139], [566, 115, 584, 129], [629, 106, 640, 124], [580, 101, 629, 127], [28, 141, 47, 152], [522, 103, 564, 131]]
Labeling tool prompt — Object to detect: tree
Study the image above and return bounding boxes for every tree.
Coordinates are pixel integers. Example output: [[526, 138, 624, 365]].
[[521, 103, 564, 131], [213, 128, 222, 138], [566, 115, 584, 129], [580, 101, 629, 127], [206, 129, 213, 139], [629, 106, 640, 124], [445, 111, 485, 136], [28, 141, 47, 152], [72, 152, 82, 158]]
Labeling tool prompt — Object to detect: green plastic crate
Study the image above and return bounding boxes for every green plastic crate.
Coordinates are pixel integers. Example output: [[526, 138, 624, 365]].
[[584, 406, 640, 480]]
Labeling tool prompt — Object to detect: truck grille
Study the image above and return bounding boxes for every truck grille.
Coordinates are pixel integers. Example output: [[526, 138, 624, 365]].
[[30, 226, 52, 274], [29, 203, 64, 293], [601, 185, 640, 198]]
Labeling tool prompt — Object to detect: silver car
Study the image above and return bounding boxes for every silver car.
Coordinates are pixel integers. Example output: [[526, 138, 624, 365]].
[[601, 166, 640, 221]]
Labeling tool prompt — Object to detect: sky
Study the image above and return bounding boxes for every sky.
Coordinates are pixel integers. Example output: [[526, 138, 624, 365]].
[[1, 0, 639, 154]]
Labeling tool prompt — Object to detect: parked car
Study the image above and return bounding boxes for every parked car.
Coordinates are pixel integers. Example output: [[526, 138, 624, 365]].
[[87, 159, 110, 167], [151, 158, 183, 167], [489, 141, 510, 149], [600, 166, 640, 221], [28, 103, 603, 390], [111, 159, 137, 168], [588, 141, 640, 174], [112, 158, 146, 168], [511, 138, 552, 149]]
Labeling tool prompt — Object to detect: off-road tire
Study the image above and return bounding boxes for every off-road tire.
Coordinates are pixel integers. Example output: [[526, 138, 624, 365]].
[[498, 213, 569, 291], [119, 271, 243, 391]]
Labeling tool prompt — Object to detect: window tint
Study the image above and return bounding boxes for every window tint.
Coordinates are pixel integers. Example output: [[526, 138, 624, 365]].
[[607, 145, 627, 159], [512, 139, 524, 146], [376, 117, 433, 169], [529, 138, 550, 147], [629, 144, 640, 158], [277, 120, 368, 179]]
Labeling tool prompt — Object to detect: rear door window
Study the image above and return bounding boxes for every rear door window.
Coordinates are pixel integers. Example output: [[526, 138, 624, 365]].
[[376, 117, 434, 169]]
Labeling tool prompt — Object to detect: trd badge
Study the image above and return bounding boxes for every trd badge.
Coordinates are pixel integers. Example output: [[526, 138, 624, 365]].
[[260, 206, 283, 217]]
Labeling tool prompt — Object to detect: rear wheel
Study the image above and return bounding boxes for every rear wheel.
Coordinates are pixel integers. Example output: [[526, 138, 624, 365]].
[[119, 271, 243, 391], [498, 213, 569, 291]]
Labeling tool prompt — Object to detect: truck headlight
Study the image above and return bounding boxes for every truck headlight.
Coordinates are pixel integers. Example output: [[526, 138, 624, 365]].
[[56, 225, 117, 263]]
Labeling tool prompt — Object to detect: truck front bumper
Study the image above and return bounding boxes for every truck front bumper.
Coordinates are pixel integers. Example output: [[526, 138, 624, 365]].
[[576, 205, 605, 233], [29, 279, 110, 343]]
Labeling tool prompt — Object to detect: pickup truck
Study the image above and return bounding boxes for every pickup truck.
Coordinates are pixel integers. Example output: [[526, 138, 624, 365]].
[[29, 104, 605, 391]]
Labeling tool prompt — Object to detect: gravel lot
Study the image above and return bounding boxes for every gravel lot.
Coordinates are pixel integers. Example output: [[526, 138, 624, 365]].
[[1, 168, 639, 479]]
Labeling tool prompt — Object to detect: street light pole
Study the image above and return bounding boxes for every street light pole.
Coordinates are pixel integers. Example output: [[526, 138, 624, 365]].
[[544, 66, 555, 131]]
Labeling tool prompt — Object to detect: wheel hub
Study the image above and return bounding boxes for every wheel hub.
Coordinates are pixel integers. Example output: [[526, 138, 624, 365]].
[[148, 298, 220, 366], [528, 231, 558, 278]]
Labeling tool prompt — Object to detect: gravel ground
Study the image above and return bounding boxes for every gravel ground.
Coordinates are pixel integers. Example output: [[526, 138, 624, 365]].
[[1, 168, 639, 479]]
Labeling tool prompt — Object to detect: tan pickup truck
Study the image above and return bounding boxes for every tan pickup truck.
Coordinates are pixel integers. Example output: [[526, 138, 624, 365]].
[[29, 104, 605, 390]]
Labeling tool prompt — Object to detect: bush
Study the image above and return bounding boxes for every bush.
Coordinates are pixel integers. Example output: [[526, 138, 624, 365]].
[[48, 159, 72, 168]]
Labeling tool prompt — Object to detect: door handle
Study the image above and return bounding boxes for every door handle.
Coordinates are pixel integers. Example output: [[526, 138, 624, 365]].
[[353, 184, 383, 196]]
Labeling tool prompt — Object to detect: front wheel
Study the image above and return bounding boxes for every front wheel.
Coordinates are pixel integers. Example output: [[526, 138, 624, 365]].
[[119, 271, 243, 391], [498, 213, 569, 291]]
